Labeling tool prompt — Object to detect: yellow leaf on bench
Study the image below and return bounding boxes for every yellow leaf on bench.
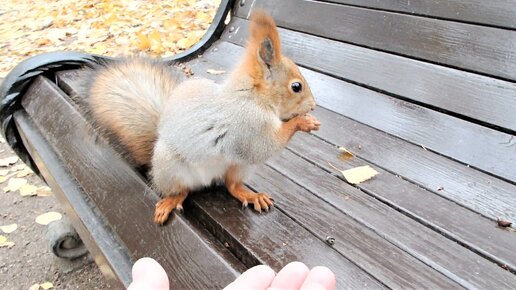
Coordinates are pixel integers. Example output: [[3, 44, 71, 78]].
[[341, 165, 378, 184]]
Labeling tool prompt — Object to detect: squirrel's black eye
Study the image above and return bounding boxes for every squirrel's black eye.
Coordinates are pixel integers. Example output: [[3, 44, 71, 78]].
[[291, 82, 302, 93]]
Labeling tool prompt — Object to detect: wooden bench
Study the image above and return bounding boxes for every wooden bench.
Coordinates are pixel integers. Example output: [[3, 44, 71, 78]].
[[1, 0, 515, 288]]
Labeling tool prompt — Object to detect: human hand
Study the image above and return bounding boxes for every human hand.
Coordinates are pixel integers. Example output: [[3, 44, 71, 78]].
[[224, 261, 336, 290], [128, 258, 336, 290]]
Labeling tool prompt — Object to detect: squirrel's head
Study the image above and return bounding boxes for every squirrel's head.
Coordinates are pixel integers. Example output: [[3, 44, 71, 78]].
[[242, 10, 316, 121]]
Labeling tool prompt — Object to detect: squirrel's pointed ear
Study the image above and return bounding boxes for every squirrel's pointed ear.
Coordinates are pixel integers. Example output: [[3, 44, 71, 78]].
[[248, 10, 282, 67]]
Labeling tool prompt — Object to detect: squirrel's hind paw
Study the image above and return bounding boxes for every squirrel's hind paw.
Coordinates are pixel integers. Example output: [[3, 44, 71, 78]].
[[154, 192, 189, 225]]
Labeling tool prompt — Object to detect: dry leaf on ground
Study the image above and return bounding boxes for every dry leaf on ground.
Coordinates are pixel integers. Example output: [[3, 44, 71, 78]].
[[11, 163, 26, 171], [20, 184, 38, 197], [0, 156, 19, 167], [0, 235, 15, 248], [36, 186, 53, 197], [16, 167, 33, 177], [35, 212, 62, 225], [0, 176, 6, 184], [4, 177, 27, 192], [40, 282, 54, 290], [207, 69, 225, 75], [0, 223, 18, 234]]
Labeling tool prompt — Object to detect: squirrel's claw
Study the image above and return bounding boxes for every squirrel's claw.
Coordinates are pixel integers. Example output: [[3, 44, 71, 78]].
[[154, 193, 189, 225]]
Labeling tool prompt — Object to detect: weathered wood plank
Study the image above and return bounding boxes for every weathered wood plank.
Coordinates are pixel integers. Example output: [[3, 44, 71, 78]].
[[194, 40, 516, 220], [247, 166, 461, 289], [222, 18, 516, 133], [14, 112, 131, 288], [275, 136, 516, 275], [237, 0, 516, 80], [21, 76, 240, 289], [187, 189, 385, 289], [319, 0, 516, 29]]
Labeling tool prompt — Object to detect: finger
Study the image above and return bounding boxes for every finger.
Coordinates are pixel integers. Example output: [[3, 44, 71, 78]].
[[300, 266, 336, 290], [128, 257, 169, 290], [269, 261, 309, 289], [224, 265, 275, 290]]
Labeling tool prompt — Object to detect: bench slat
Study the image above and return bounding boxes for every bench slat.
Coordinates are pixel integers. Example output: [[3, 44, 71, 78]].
[[248, 166, 461, 289], [237, 0, 516, 80], [223, 17, 516, 133], [21, 76, 240, 289], [188, 190, 385, 289], [285, 133, 516, 273], [319, 0, 516, 29]]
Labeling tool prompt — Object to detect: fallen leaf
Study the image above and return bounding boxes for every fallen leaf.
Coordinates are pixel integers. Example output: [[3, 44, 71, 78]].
[[341, 165, 378, 184], [338, 146, 354, 161], [16, 167, 33, 177], [36, 186, 53, 197], [0, 235, 14, 248], [40, 282, 54, 289], [4, 178, 27, 192], [35, 212, 62, 225], [0, 176, 6, 184], [20, 184, 38, 197], [206, 69, 225, 75], [29, 284, 40, 290], [0, 156, 19, 167], [0, 223, 17, 234], [11, 163, 26, 171], [497, 218, 512, 228]]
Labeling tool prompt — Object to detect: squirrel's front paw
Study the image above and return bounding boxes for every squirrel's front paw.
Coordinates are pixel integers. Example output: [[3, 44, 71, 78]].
[[296, 114, 321, 132]]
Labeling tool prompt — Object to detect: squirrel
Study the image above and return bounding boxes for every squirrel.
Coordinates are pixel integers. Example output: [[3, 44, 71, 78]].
[[87, 11, 320, 225]]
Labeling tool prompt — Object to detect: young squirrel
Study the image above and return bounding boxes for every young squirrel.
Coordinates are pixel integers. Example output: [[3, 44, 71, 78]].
[[87, 11, 320, 225]]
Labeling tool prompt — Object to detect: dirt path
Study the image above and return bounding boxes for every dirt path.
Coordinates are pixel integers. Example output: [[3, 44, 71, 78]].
[[0, 140, 110, 289]]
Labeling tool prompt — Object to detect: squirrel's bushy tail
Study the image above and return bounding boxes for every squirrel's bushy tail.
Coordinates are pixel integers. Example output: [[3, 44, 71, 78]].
[[88, 59, 182, 166]]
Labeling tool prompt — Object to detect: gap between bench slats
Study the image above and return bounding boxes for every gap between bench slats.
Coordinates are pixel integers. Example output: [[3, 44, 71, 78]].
[[54, 70, 386, 289], [285, 133, 516, 273], [315, 0, 516, 29], [197, 40, 516, 220], [236, 0, 516, 81], [21, 76, 240, 289], [14, 112, 131, 288], [223, 17, 516, 134]]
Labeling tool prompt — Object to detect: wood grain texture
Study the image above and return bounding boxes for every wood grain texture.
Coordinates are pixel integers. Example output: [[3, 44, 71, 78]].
[[319, 0, 516, 29], [280, 134, 516, 275], [21, 76, 240, 289], [194, 43, 516, 220], [187, 189, 385, 289], [246, 166, 460, 289], [236, 0, 516, 80], [223, 18, 516, 132]]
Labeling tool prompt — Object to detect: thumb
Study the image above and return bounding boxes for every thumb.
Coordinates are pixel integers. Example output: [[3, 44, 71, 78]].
[[128, 257, 169, 290]]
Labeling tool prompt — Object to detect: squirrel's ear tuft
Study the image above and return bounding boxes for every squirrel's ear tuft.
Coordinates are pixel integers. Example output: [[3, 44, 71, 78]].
[[248, 10, 282, 66]]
